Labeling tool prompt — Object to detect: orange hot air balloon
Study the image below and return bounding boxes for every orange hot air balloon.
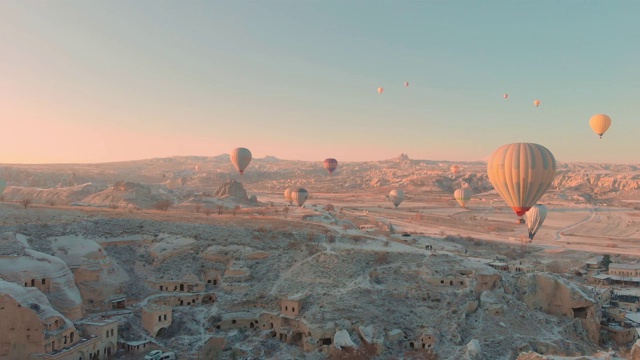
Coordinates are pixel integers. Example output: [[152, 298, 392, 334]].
[[323, 158, 338, 176], [589, 114, 612, 139], [451, 165, 460, 175], [404, 82, 409, 87], [377, 87, 384, 94], [503, 94, 508, 99], [533, 99, 540, 107], [487, 143, 556, 219]]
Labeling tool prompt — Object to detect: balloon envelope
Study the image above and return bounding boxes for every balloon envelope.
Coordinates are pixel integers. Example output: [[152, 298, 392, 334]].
[[487, 143, 556, 217], [451, 165, 461, 175], [377, 87, 384, 94], [454, 188, 472, 208], [323, 158, 338, 175], [284, 187, 293, 204], [526, 204, 548, 241], [291, 188, 309, 207], [388, 189, 405, 208], [504, 94, 508, 99], [533, 100, 540, 107], [589, 114, 612, 139], [404, 82, 409, 87], [230, 147, 252, 174]]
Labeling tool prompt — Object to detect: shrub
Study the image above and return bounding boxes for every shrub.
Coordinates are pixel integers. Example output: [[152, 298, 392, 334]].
[[20, 198, 32, 209], [154, 199, 172, 211]]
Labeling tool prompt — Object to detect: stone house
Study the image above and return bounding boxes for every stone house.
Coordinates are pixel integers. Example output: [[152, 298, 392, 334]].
[[142, 305, 173, 337]]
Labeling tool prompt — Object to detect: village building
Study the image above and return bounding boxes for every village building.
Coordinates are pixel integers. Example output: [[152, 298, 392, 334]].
[[149, 274, 205, 293], [609, 263, 640, 277], [142, 304, 173, 337], [119, 339, 159, 355], [0, 279, 116, 360]]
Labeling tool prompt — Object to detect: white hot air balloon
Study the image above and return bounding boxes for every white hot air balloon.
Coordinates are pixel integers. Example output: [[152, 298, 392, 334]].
[[388, 189, 405, 209], [454, 188, 472, 208], [526, 204, 548, 241], [230, 147, 252, 175]]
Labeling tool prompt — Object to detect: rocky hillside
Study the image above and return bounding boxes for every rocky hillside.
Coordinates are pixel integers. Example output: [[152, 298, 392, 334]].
[[0, 155, 639, 208]]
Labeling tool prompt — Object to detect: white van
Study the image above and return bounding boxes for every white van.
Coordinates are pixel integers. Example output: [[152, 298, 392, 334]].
[[144, 350, 163, 360]]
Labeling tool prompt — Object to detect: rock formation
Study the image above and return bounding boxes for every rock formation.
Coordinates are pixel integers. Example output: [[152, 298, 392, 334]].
[[215, 180, 248, 200], [513, 273, 600, 343], [0, 245, 83, 320], [50, 235, 129, 312]]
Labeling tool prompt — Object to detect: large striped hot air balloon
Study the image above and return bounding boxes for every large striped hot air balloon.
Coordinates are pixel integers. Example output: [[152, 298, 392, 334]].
[[487, 143, 556, 221], [589, 114, 612, 139], [388, 189, 405, 209], [291, 188, 309, 207], [323, 158, 338, 176], [454, 187, 472, 208], [230, 147, 252, 175], [526, 204, 548, 241]]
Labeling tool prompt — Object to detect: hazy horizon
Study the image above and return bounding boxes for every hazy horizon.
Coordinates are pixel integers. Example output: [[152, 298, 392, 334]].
[[2, 1, 638, 164]]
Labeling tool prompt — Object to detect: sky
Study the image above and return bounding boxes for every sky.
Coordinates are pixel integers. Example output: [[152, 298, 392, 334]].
[[1, 1, 638, 164]]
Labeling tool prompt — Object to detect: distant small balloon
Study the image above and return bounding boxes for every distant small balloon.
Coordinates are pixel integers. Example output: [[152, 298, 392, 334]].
[[534, 99, 541, 107], [378, 87, 384, 94], [503, 94, 508, 99], [404, 82, 409, 87], [388, 189, 405, 209]]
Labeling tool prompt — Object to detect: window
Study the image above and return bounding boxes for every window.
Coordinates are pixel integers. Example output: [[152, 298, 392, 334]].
[[292, 307, 295, 313], [70, 332, 74, 343], [42, 279, 46, 285], [158, 316, 162, 321], [64, 335, 68, 344], [163, 314, 167, 321], [31, 279, 35, 286], [111, 329, 114, 337]]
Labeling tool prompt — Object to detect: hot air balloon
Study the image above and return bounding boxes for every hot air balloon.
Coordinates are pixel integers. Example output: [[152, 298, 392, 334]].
[[526, 204, 548, 241], [533, 100, 540, 107], [388, 189, 405, 209], [291, 188, 308, 207], [404, 82, 409, 87], [377, 87, 384, 94], [323, 158, 338, 176], [195, 165, 200, 172], [0, 179, 6, 195], [503, 94, 508, 99], [451, 165, 461, 175], [454, 188, 472, 208], [589, 114, 612, 139], [487, 143, 556, 223], [230, 147, 252, 175], [284, 187, 293, 205]]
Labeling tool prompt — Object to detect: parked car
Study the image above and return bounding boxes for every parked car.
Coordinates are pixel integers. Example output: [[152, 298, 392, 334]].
[[159, 352, 176, 360]]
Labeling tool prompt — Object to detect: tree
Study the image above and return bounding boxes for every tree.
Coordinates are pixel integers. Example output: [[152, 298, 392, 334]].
[[20, 198, 32, 209], [154, 199, 172, 211], [601, 254, 612, 270], [203, 208, 213, 216], [194, 204, 202, 213], [233, 205, 240, 216], [216, 204, 224, 215]]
